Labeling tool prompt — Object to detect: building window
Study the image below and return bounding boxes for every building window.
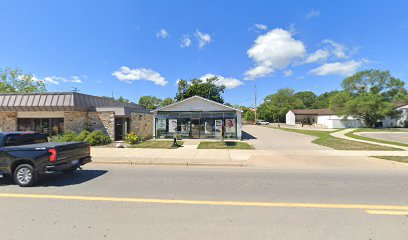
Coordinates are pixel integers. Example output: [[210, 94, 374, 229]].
[[17, 118, 64, 136]]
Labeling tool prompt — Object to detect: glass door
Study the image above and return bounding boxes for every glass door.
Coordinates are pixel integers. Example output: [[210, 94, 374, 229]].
[[191, 118, 200, 138]]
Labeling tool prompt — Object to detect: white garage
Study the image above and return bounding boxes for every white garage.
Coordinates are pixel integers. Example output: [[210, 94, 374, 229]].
[[286, 109, 365, 129]]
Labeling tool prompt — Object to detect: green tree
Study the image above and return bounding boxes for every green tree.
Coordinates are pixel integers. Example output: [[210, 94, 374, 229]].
[[138, 95, 162, 110], [160, 97, 174, 107], [116, 96, 130, 103], [294, 91, 316, 109], [329, 69, 407, 127], [312, 91, 339, 108], [258, 88, 305, 123], [176, 77, 226, 103], [244, 110, 255, 122], [0, 67, 46, 93]]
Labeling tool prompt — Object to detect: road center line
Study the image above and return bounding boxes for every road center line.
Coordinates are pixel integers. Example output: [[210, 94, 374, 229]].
[[1, 193, 408, 211], [365, 210, 408, 215]]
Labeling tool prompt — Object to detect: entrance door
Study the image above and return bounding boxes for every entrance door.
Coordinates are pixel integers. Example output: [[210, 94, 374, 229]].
[[191, 118, 200, 138], [115, 118, 124, 141]]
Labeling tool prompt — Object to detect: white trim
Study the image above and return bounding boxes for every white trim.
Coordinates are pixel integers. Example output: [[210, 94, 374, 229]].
[[151, 96, 242, 113]]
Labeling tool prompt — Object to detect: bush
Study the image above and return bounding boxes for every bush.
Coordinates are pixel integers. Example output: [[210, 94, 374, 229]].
[[75, 130, 91, 142], [84, 130, 111, 146], [60, 131, 78, 142], [125, 132, 145, 145]]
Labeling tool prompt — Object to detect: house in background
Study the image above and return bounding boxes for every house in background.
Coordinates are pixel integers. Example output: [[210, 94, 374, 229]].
[[285, 109, 365, 129], [151, 96, 242, 139], [383, 104, 408, 127], [0, 92, 152, 141]]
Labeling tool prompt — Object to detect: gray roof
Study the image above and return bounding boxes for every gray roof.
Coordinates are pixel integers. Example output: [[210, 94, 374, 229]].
[[0, 92, 147, 113], [289, 108, 335, 115]]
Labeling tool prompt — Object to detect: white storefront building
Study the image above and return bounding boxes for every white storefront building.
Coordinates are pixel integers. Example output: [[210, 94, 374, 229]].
[[151, 96, 242, 139]]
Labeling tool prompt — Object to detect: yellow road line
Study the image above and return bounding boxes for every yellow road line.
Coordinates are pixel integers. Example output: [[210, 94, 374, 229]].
[[1, 193, 408, 211], [366, 210, 408, 215]]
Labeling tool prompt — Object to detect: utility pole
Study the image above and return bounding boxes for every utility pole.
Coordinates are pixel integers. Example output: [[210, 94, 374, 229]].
[[71, 87, 79, 93], [254, 85, 257, 124]]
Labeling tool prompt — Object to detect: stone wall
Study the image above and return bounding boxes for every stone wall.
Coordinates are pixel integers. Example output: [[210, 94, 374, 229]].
[[87, 111, 115, 140], [0, 112, 17, 132], [130, 113, 153, 139], [64, 111, 88, 134]]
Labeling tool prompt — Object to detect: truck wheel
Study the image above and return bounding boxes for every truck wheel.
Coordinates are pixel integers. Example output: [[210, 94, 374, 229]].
[[14, 164, 37, 187], [62, 166, 78, 174]]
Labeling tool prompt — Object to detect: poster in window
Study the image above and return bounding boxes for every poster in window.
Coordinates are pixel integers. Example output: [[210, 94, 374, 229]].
[[157, 118, 167, 130], [168, 119, 178, 133], [215, 120, 223, 132], [225, 119, 235, 133]]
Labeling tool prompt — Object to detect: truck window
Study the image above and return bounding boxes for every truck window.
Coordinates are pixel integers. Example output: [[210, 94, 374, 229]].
[[4, 134, 48, 147]]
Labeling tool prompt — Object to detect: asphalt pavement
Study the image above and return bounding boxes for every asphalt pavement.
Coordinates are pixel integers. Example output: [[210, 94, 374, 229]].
[[1, 165, 408, 240]]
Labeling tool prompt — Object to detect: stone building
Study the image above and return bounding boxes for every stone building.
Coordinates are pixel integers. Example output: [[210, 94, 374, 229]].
[[0, 92, 152, 141]]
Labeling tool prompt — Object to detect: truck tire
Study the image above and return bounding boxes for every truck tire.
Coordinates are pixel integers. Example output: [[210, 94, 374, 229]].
[[14, 164, 38, 187]]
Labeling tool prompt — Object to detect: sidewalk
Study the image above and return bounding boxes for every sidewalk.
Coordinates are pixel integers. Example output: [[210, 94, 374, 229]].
[[90, 147, 408, 169], [330, 129, 408, 151]]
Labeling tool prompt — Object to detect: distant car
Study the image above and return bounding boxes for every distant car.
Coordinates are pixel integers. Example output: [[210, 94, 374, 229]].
[[0, 132, 91, 187], [256, 120, 270, 125]]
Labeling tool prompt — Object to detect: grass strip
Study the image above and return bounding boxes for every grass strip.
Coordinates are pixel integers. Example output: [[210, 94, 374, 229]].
[[198, 141, 254, 149], [272, 127, 401, 151]]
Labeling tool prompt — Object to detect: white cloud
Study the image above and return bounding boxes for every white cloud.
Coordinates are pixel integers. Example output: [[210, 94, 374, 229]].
[[309, 60, 365, 76], [112, 66, 168, 86], [254, 23, 268, 31], [323, 39, 348, 59], [30, 75, 83, 84], [156, 28, 169, 39], [180, 35, 192, 48], [283, 70, 293, 77], [305, 49, 330, 63], [244, 28, 306, 80], [305, 9, 320, 20], [200, 74, 243, 89], [194, 29, 212, 48]]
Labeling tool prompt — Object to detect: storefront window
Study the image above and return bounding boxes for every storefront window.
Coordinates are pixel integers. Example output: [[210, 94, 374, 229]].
[[17, 118, 64, 136], [154, 111, 237, 139]]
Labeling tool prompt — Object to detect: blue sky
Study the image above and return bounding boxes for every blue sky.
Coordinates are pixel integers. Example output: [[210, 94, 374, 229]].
[[1, 0, 407, 106]]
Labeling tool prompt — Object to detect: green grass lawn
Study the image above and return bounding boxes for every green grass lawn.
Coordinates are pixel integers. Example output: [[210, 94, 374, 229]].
[[344, 129, 408, 148], [128, 140, 184, 149], [273, 127, 401, 151], [373, 156, 408, 163], [198, 141, 254, 149]]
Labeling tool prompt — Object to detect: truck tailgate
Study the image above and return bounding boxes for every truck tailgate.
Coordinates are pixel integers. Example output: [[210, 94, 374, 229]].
[[54, 142, 90, 162]]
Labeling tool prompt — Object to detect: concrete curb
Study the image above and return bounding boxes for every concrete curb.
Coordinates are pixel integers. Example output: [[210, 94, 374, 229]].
[[90, 161, 246, 167]]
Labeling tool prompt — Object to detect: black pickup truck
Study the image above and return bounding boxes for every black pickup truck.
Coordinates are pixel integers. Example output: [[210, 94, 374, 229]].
[[0, 132, 91, 187]]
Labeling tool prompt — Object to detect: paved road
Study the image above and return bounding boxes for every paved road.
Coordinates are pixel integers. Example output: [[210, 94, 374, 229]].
[[1, 165, 408, 240], [242, 125, 330, 150], [360, 132, 408, 144]]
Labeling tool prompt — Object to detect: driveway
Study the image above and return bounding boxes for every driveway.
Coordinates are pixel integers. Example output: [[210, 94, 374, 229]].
[[359, 132, 408, 144], [242, 125, 329, 150]]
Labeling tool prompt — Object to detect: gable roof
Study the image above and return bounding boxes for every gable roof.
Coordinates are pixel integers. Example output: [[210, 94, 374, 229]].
[[289, 108, 335, 115], [0, 92, 146, 112], [151, 96, 242, 112]]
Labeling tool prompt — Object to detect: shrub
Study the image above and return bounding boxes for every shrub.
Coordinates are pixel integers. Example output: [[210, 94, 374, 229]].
[[125, 132, 145, 145], [49, 134, 63, 142], [75, 130, 91, 142], [60, 131, 78, 142], [84, 130, 111, 146]]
